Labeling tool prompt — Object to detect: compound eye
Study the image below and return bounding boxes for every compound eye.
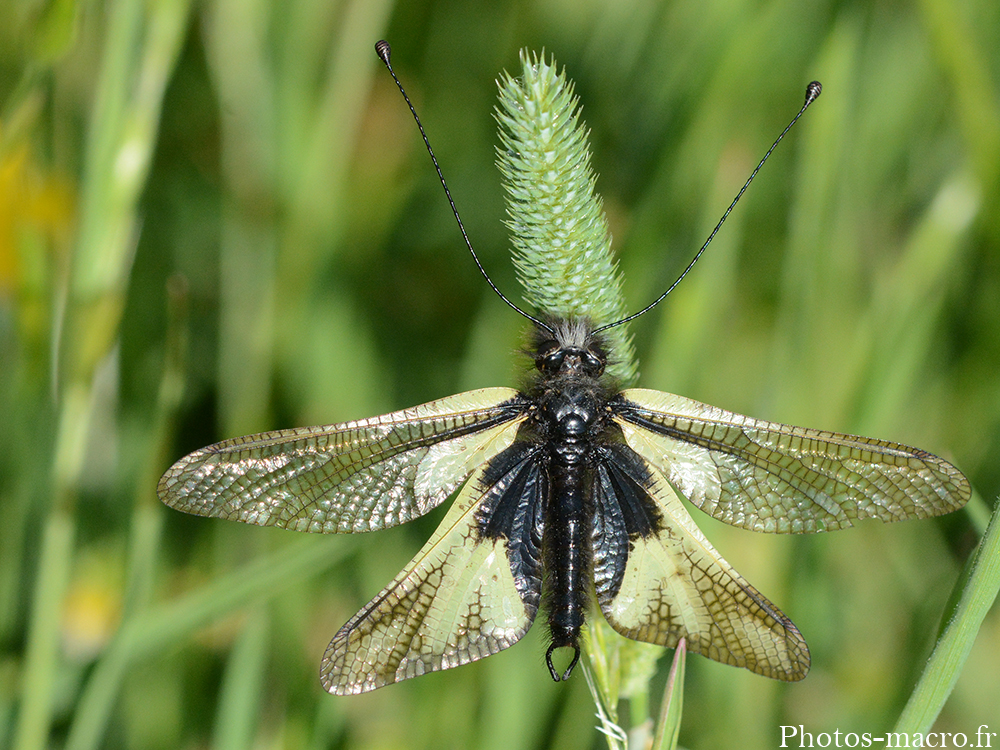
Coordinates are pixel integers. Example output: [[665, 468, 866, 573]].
[[537, 349, 564, 374], [583, 351, 605, 376]]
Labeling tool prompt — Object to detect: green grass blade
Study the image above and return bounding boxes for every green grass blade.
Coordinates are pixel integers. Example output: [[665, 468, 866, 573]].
[[64, 537, 354, 750], [893, 496, 1000, 733], [11, 511, 74, 750], [651, 639, 686, 750], [212, 609, 270, 750]]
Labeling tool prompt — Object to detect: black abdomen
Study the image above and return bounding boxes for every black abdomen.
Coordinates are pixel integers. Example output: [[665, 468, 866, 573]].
[[540, 384, 600, 681]]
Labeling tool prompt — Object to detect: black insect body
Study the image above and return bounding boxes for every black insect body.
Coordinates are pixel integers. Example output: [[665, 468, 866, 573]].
[[518, 321, 615, 680], [490, 319, 802, 685]]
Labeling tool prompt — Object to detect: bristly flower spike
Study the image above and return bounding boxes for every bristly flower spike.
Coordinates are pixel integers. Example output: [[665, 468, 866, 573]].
[[495, 49, 638, 384]]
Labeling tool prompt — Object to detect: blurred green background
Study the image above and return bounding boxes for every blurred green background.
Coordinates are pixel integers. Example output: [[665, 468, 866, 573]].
[[1, 0, 998, 748]]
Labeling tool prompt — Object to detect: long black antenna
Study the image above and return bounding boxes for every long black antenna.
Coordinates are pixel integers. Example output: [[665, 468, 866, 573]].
[[593, 80, 822, 335], [375, 41, 554, 333]]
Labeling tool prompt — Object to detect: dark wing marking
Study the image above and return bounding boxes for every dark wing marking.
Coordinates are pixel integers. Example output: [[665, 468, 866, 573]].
[[476, 441, 547, 603], [321, 444, 546, 694], [613, 389, 969, 533], [158, 388, 527, 533], [592, 442, 809, 681]]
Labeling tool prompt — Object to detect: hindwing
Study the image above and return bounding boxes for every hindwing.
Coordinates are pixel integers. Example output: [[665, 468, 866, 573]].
[[321, 440, 546, 694], [592, 442, 809, 681]]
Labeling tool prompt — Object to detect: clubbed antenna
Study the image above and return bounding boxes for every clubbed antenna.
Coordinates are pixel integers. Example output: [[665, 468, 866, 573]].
[[594, 81, 822, 334], [375, 41, 553, 333]]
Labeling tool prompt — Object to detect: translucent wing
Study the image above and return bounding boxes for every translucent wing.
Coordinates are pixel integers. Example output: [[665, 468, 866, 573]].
[[592, 443, 809, 680], [613, 389, 970, 533], [158, 388, 527, 533], [321, 446, 545, 694]]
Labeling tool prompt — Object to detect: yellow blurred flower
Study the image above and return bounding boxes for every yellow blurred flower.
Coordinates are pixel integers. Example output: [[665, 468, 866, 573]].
[[0, 128, 74, 309]]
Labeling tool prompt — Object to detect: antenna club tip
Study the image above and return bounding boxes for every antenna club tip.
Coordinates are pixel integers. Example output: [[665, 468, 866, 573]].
[[805, 81, 822, 104], [375, 40, 391, 67]]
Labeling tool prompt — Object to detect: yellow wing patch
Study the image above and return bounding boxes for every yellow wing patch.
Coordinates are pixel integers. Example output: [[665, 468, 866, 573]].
[[594, 456, 809, 681], [321, 461, 539, 694]]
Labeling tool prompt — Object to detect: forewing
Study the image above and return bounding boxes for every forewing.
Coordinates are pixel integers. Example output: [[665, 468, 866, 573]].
[[158, 388, 527, 533], [614, 389, 969, 533], [321, 451, 544, 694], [592, 444, 809, 681]]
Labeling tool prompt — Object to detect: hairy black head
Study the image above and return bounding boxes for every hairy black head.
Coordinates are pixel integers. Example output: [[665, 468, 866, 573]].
[[531, 319, 609, 380]]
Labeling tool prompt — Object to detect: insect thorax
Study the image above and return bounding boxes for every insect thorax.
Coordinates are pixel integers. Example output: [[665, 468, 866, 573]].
[[524, 319, 618, 463]]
